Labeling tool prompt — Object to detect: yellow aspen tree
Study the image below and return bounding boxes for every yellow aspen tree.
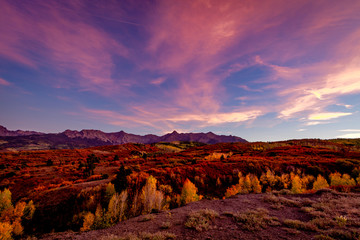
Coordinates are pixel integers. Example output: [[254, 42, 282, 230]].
[[225, 185, 239, 198], [159, 185, 172, 210], [242, 174, 251, 193], [23, 200, 35, 220], [180, 179, 199, 205], [154, 191, 164, 211], [356, 173, 360, 185], [141, 175, 159, 214], [107, 190, 128, 223], [280, 173, 291, 189], [313, 175, 329, 190], [237, 172, 245, 193], [0, 222, 12, 240], [107, 194, 118, 223], [300, 175, 314, 191], [225, 172, 259, 198], [80, 212, 95, 232], [290, 172, 296, 181], [250, 175, 262, 193], [330, 172, 342, 186], [105, 182, 116, 203], [342, 174, 356, 186], [260, 169, 277, 191], [0, 189, 12, 214], [13, 201, 26, 219], [93, 204, 104, 229], [11, 219, 23, 236], [291, 175, 303, 194]]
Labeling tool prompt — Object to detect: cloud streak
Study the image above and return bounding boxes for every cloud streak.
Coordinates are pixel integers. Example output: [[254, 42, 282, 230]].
[[337, 133, 360, 138], [308, 112, 352, 121]]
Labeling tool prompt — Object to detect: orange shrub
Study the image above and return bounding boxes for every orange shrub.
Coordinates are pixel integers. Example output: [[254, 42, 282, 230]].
[[87, 175, 102, 181]]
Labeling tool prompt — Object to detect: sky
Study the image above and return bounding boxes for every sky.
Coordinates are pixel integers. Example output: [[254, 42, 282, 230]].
[[1, 0, 360, 142]]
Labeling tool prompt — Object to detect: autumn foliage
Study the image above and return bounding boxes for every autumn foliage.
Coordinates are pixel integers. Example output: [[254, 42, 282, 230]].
[[0, 189, 35, 239], [0, 139, 360, 235]]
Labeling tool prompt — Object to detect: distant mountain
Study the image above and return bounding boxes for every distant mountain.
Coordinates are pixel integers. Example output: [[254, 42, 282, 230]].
[[0, 125, 247, 151], [0, 125, 44, 137]]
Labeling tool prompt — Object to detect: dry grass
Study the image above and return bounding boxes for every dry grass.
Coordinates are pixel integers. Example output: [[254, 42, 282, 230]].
[[310, 217, 336, 230], [262, 193, 301, 207], [100, 231, 176, 240], [325, 229, 360, 240], [283, 219, 318, 232], [233, 208, 280, 231], [160, 221, 172, 229], [314, 235, 335, 240], [138, 214, 155, 222], [282, 227, 301, 235], [184, 208, 219, 232], [262, 190, 360, 239], [293, 192, 360, 239]]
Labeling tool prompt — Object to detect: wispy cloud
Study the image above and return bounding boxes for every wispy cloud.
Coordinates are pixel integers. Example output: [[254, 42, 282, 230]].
[[305, 121, 330, 126], [339, 129, 360, 132], [167, 110, 262, 125], [0, 78, 11, 86], [83, 107, 262, 133], [305, 121, 331, 126], [337, 129, 360, 138], [337, 133, 360, 138], [308, 112, 352, 121], [150, 77, 167, 85]]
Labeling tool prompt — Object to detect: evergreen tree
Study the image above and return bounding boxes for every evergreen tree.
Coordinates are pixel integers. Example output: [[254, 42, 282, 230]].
[[84, 154, 99, 176], [112, 165, 132, 193]]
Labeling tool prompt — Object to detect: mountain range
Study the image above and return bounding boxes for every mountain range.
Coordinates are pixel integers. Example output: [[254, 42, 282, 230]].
[[0, 125, 247, 151]]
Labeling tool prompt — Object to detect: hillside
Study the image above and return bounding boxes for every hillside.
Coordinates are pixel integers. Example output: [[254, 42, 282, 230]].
[[41, 190, 360, 240], [0, 125, 246, 151]]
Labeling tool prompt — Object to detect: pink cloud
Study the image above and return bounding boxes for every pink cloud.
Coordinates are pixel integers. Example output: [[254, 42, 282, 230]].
[[0, 78, 11, 86], [82, 105, 262, 133], [150, 77, 167, 85], [276, 56, 360, 120]]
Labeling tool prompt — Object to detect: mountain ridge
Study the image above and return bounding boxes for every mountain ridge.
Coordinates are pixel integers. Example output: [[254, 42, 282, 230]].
[[0, 125, 44, 137], [0, 125, 247, 151]]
